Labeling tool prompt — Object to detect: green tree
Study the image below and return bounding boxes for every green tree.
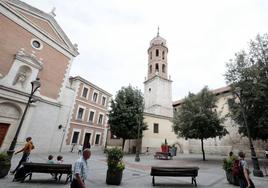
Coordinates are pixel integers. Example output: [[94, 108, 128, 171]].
[[173, 86, 228, 161], [225, 34, 268, 140], [108, 86, 147, 150]]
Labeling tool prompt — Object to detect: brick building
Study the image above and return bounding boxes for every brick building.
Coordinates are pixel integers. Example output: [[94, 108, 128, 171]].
[[66, 76, 112, 150]]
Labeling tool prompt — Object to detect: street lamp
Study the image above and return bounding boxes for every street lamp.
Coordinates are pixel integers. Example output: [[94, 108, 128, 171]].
[[234, 87, 263, 177], [135, 118, 141, 162], [7, 78, 41, 157]]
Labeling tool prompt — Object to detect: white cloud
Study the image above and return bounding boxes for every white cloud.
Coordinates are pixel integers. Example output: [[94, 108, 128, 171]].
[[23, 0, 268, 99]]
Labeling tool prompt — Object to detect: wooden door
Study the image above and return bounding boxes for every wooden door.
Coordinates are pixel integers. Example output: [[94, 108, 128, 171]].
[[0, 123, 10, 147]]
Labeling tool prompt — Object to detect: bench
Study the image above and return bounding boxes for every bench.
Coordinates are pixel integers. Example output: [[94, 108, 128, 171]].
[[17, 162, 72, 183], [154, 152, 172, 160], [150, 166, 199, 186]]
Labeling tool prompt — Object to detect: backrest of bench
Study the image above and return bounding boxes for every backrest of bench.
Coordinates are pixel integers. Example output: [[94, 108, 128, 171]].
[[23, 163, 72, 173], [151, 166, 199, 176]]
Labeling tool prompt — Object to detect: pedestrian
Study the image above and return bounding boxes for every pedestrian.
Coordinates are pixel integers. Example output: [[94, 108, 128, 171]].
[[71, 148, 91, 188], [78, 144, 83, 155], [238, 151, 255, 188], [10, 137, 35, 174]]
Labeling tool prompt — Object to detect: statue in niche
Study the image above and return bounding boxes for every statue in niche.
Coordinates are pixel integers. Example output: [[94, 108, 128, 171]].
[[13, 68, 30, 88]]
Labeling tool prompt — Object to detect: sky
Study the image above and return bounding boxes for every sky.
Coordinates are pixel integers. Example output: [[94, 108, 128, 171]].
[[23, 0, 268, 100]]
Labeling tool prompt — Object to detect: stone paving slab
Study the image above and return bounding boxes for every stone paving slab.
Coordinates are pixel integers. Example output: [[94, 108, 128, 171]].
[[1, 150, 268, 188]]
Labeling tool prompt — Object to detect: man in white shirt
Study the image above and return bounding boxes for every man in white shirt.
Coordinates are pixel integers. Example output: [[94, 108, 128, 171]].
[[71, 149, 91, 188]]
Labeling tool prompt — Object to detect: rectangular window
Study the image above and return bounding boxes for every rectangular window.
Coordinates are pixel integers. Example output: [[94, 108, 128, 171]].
[[153, 123, 159, 133], [71, 131, 79, 144], [88, 111, 95, 123], [77, 108, 84, 120], [95, 134, 100, 145], [102, 96, 106, 106], [98, 114, 104, 124], [82, 87, 88, 98], [93, 92, 98, 102]]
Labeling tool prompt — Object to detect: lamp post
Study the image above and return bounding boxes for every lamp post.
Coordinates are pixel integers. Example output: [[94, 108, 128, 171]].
[[7, 78, 41, 157], [234, 87, 263, 177], [135, 118, 141, 162]]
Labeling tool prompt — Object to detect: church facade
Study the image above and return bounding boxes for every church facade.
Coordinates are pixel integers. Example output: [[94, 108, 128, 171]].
[[0, 0, 79, 152]]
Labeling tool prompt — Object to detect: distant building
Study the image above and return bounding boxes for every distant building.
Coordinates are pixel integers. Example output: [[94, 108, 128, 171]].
[[0, 0, 78, 152], [66, 76, 112, 150], [173, 86, 267, 155]]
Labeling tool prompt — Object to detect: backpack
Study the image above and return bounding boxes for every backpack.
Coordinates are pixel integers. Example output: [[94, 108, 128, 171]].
[[232, 159, 243, 178]]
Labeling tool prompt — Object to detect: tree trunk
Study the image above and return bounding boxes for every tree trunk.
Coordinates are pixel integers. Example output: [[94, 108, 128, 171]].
[[201, 138, 206, 161], [122, 139, 125, 151]]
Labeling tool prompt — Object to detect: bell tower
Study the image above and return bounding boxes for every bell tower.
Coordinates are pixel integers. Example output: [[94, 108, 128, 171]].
[[147, 27, 168, 80], [144, 29, 172, 117]]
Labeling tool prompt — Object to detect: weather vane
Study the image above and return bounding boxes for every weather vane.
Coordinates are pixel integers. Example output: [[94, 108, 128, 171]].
[[157, 26, 160, 37]]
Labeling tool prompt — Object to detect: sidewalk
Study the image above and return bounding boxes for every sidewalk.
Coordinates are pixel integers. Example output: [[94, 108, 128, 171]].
[[1, 150, 267, 188]]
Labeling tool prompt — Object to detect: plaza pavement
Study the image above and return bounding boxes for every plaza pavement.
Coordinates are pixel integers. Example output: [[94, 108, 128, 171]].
[[1, 148, 268, 188]]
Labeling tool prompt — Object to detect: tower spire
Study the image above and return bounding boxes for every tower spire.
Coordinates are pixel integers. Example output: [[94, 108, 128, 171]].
[[157, 26, 159, 37]]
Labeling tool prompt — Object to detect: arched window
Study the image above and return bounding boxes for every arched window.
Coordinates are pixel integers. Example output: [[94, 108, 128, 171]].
[[155, 63, 159, 72], [149, 65, 152, 73], [162, 64, 166, 73], [156, 49, 159, 57], [162, 51, 165, 60], [150, 51, 152, 59]]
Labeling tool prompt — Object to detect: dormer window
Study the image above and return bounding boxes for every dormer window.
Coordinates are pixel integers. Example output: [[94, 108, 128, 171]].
[[156, 49, 159, 57]]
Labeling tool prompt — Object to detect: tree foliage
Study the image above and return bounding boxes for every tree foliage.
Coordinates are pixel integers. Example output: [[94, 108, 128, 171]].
[[108, 85, 147, 150], [225, 34, 268, 140], [173, 86, 228, 160]]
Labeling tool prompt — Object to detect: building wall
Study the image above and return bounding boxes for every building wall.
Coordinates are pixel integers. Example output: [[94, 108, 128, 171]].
[[0, 14, 70, 100], [144, 77, 173, 117], [173, 90, 268, 157], [66, 78, 111, 151], [0, 1, 78, 153], [142, 114, 185, 153]]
